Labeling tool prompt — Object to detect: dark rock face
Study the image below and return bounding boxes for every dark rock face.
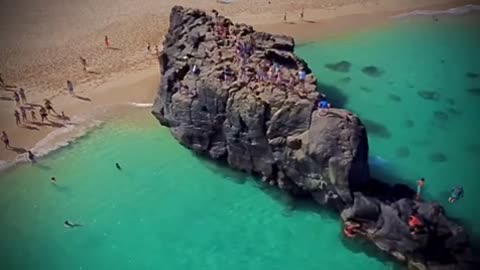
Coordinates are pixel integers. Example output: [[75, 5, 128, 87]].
[[153, 6, 369, 204], [342, 193, 479, 270], [152, 6, 478, 270]]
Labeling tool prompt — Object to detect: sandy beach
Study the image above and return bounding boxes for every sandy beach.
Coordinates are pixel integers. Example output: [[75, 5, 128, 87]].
[[0, 0, 476, 162]]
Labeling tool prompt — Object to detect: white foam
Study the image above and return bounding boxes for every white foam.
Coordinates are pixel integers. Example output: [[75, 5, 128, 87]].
[[392, 4, 480, 18], [128, 102, 153, 108]]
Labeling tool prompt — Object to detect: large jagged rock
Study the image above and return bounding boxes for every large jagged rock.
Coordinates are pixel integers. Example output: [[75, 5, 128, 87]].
[[152, 6, 478, 270], [153, 6, 369, 205]]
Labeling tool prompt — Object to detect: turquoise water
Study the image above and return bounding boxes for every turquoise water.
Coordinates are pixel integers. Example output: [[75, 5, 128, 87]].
[[296, 15, 480, 237], [0, 109, 395, 269], [1, 14, 480, 270]]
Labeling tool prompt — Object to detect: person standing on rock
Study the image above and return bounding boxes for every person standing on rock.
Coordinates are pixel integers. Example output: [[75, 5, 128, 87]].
[[14, 110, 21, 126], [1, 131, 10, 149], [416, 178, 425, 201], [27, 150, 36, 163], [19, 88, 27, 104]]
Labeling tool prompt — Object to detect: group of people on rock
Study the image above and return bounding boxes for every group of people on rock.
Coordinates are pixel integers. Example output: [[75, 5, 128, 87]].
[[343, 177, 465, 240]]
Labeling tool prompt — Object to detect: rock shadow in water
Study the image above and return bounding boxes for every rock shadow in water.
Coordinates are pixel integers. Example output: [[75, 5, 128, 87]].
[[466, 88, 480, 96], [362, 119, 392, 139], [404, 120, 415, 128], [193, 152, 249, 184], [417, 90, 440, 101], [361, 66, 384, 77], [388, 94, 402, 102], [447, 107, 463, 116], [317, 82, 349, 108], [465, 144, 480, 157], [429, 152, 447, 163], [325, 61, 351, 73], [396, 147, 410, 158], [466, 72, 479, 79]]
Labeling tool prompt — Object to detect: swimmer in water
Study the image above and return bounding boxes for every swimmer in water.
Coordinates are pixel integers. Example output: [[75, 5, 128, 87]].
[[64, 220, 82, 228], [116, 163, 122, 170], [51, 177, 57, 184]]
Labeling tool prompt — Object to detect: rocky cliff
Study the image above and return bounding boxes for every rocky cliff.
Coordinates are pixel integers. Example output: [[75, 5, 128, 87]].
[[152, 6, 478, 270]]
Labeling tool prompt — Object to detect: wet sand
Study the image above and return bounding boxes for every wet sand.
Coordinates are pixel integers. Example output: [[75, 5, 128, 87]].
[[0, 0, 471, 162]]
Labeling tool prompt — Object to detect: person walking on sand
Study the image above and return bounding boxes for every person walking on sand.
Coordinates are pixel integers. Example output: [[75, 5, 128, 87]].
[[39, 106, 48, 122], [283, 12, 287, 23], [31, 109, 37, 122], [104, 35, 110, 48], [146, 42, 151, 54], [13, 91, 20, 106], [0, 73, 5, 88], [300, 8, 304, 21], [67, 80, 74, 96], [20, 106, 27, 122], [44, 99, 56, 115], [155, 45, 159, 56], [1, 131, 10, 149], [14, 110, 21, 126], [19, 88, 27, 104], [80, 57, 88, 72], [416, 178, 425, 201]]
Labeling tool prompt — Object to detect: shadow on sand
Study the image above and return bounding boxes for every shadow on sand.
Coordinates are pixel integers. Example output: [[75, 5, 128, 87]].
[[74, 95, 92, 102], [108, 47, 121, 51], [8, 146, 27, 154], [87, 70, 101, 75]]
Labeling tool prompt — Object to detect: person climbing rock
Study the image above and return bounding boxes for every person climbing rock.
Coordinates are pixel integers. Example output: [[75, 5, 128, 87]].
[[449, 186, 464, 203], [416, 178, 425, 201], [344, 222, 365, 238]]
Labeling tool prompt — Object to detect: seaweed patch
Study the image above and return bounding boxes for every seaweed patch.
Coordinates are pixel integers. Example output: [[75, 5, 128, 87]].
[[362, 119, 392, 139], [445, 98, 455, 106], [447, 107, 463, 116], [325, 61, 351, 72], [396, 147, 410, 158], [361, 66, 384, 77], [417, 90, 440, 101], [388, 94, 401, 102], [429, 152, 447, 163]]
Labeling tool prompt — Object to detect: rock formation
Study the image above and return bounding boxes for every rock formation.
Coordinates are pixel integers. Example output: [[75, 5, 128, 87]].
[[152, 6, 478, 270]]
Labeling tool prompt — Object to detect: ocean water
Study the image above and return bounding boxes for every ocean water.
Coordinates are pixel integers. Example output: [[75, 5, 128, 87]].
[[296, 14, 480, 237], [0, 108, 395, 270], [1, 12, 480, 270]]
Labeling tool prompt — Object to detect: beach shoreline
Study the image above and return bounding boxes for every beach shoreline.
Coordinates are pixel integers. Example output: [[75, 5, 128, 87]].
[[0, 0, 477, 164]]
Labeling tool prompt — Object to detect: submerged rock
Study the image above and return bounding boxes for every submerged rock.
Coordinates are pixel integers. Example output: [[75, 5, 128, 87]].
[[360, 86, 373, 93], [361, 66, 384, 77], [405, 120, 415, 128], [429, 152, 447, 163], [388, 94, 402, 102], [466, 72, 479, 79], [153, 6, 478, 270], [466, 88, 480, 96], [433, 111, 449, 121], [417, 90, 440, 101], [325, 61, 351, 72], [339, 76, 352, 83], [396, 146, 410, 158]]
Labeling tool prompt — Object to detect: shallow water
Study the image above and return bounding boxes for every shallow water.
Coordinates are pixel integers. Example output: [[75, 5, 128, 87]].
[[1, 13, 480, 270], [296, 14, 480, 237], [0, 109, 397, 270]]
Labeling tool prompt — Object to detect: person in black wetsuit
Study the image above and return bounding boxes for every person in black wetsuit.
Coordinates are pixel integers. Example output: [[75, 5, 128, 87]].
[[64, 220, 82, 228], [116, 163, 122, 170]]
